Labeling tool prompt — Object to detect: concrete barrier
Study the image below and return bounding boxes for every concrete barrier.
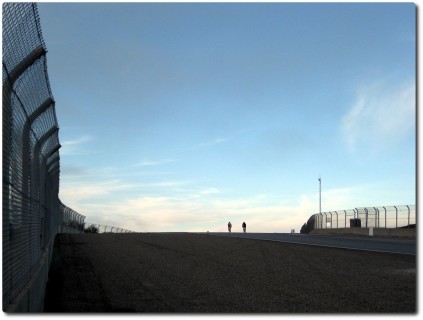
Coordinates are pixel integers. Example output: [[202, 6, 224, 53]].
[[311, 228, 415, 238]]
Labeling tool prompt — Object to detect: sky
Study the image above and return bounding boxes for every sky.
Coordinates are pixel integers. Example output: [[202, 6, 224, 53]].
[[36, 1, 416, 233]]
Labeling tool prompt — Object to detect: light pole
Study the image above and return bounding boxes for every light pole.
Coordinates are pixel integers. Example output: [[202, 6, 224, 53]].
[[318, 176, 321, 214]]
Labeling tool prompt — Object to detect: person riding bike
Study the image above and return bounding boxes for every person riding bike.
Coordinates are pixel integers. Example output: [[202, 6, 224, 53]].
[[228, 222, 232, 232], [242, 222, 246, 233]]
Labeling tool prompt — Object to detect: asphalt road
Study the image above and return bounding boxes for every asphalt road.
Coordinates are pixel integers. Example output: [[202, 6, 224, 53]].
[[44, 233, 416, 313], [205, 233, 416, 255]]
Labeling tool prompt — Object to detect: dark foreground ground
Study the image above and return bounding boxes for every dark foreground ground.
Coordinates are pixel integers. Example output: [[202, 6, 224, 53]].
[[43, 233, 416, 313]]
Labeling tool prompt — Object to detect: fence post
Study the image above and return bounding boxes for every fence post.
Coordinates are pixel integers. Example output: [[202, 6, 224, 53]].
[[394, 206, 398, 228], [365, 208, 368, 228], [383, 207, 387, 228], [375, 207, 379, 228], [373, 207, 377, 228], [335, 211, 338, 229], [406, 205, 410, 228], [23, 99, 55, 240], [344, 210, 347, 228], [3, 45, 47, 250], [3, 47, 47, 214], [31, 127, 58, 251]]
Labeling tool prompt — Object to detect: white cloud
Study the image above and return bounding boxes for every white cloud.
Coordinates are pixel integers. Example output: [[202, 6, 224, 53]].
[[60, 167, 402, 233], [60, 179, 137, 202], [60, 135, 95, 156], [139, 180, 193, 189], [133, 158, 179, 167], [62, 135, 93, 146], [198, 187, 221, 195], [197, 137, 228, 148], [68, 191, 314, 233], [341, 80, 415, 152]]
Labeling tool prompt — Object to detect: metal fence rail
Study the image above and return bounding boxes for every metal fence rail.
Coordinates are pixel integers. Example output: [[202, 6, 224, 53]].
[[2, 3, 85, 310], [84, 223, 135, 234], [310, 205, 416, 230], [60, 202, 86, 232]]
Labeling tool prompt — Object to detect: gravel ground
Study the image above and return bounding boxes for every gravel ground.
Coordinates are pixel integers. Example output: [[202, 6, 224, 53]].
[[43, 233, 416, 313]]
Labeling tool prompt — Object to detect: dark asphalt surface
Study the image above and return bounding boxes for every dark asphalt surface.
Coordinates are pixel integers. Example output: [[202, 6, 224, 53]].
[[204, 232, 417, 255], [44, 233, 416, 313]]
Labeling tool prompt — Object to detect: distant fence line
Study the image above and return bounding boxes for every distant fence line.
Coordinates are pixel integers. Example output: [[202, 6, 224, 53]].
[[60, 204, 86, 232], [84, 223, 135, 234], [304, 205, 415, 232], [2, 3, 85, 311]]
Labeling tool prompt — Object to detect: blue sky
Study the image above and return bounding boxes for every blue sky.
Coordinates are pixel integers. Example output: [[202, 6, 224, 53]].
[[37, 2, 416, 232]]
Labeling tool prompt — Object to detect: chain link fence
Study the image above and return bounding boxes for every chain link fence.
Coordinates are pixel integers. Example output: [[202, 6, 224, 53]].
[[305, 205, 415, 231], [2, 3, 85, 311]]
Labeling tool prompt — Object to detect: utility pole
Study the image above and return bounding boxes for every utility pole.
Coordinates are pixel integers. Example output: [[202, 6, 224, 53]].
[[318, 176, 321, 214]]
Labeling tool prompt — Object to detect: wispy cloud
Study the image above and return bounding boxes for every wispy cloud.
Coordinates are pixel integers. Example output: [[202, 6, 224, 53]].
[[59, 179, 138, 212], [138, 180, 193, 189], [341, 80, 415, 152], [60, 175, 404, 233], [197, 137, 228, 148], [198, 187, 221, 195], [73, 192, 318, 233], [132, 158, 179, 167], [60, 177, 193, 200], [61, 135, 95, 156]]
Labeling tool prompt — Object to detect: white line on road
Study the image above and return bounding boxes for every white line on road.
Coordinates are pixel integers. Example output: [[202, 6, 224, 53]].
[[211, 234, 416, 256]]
